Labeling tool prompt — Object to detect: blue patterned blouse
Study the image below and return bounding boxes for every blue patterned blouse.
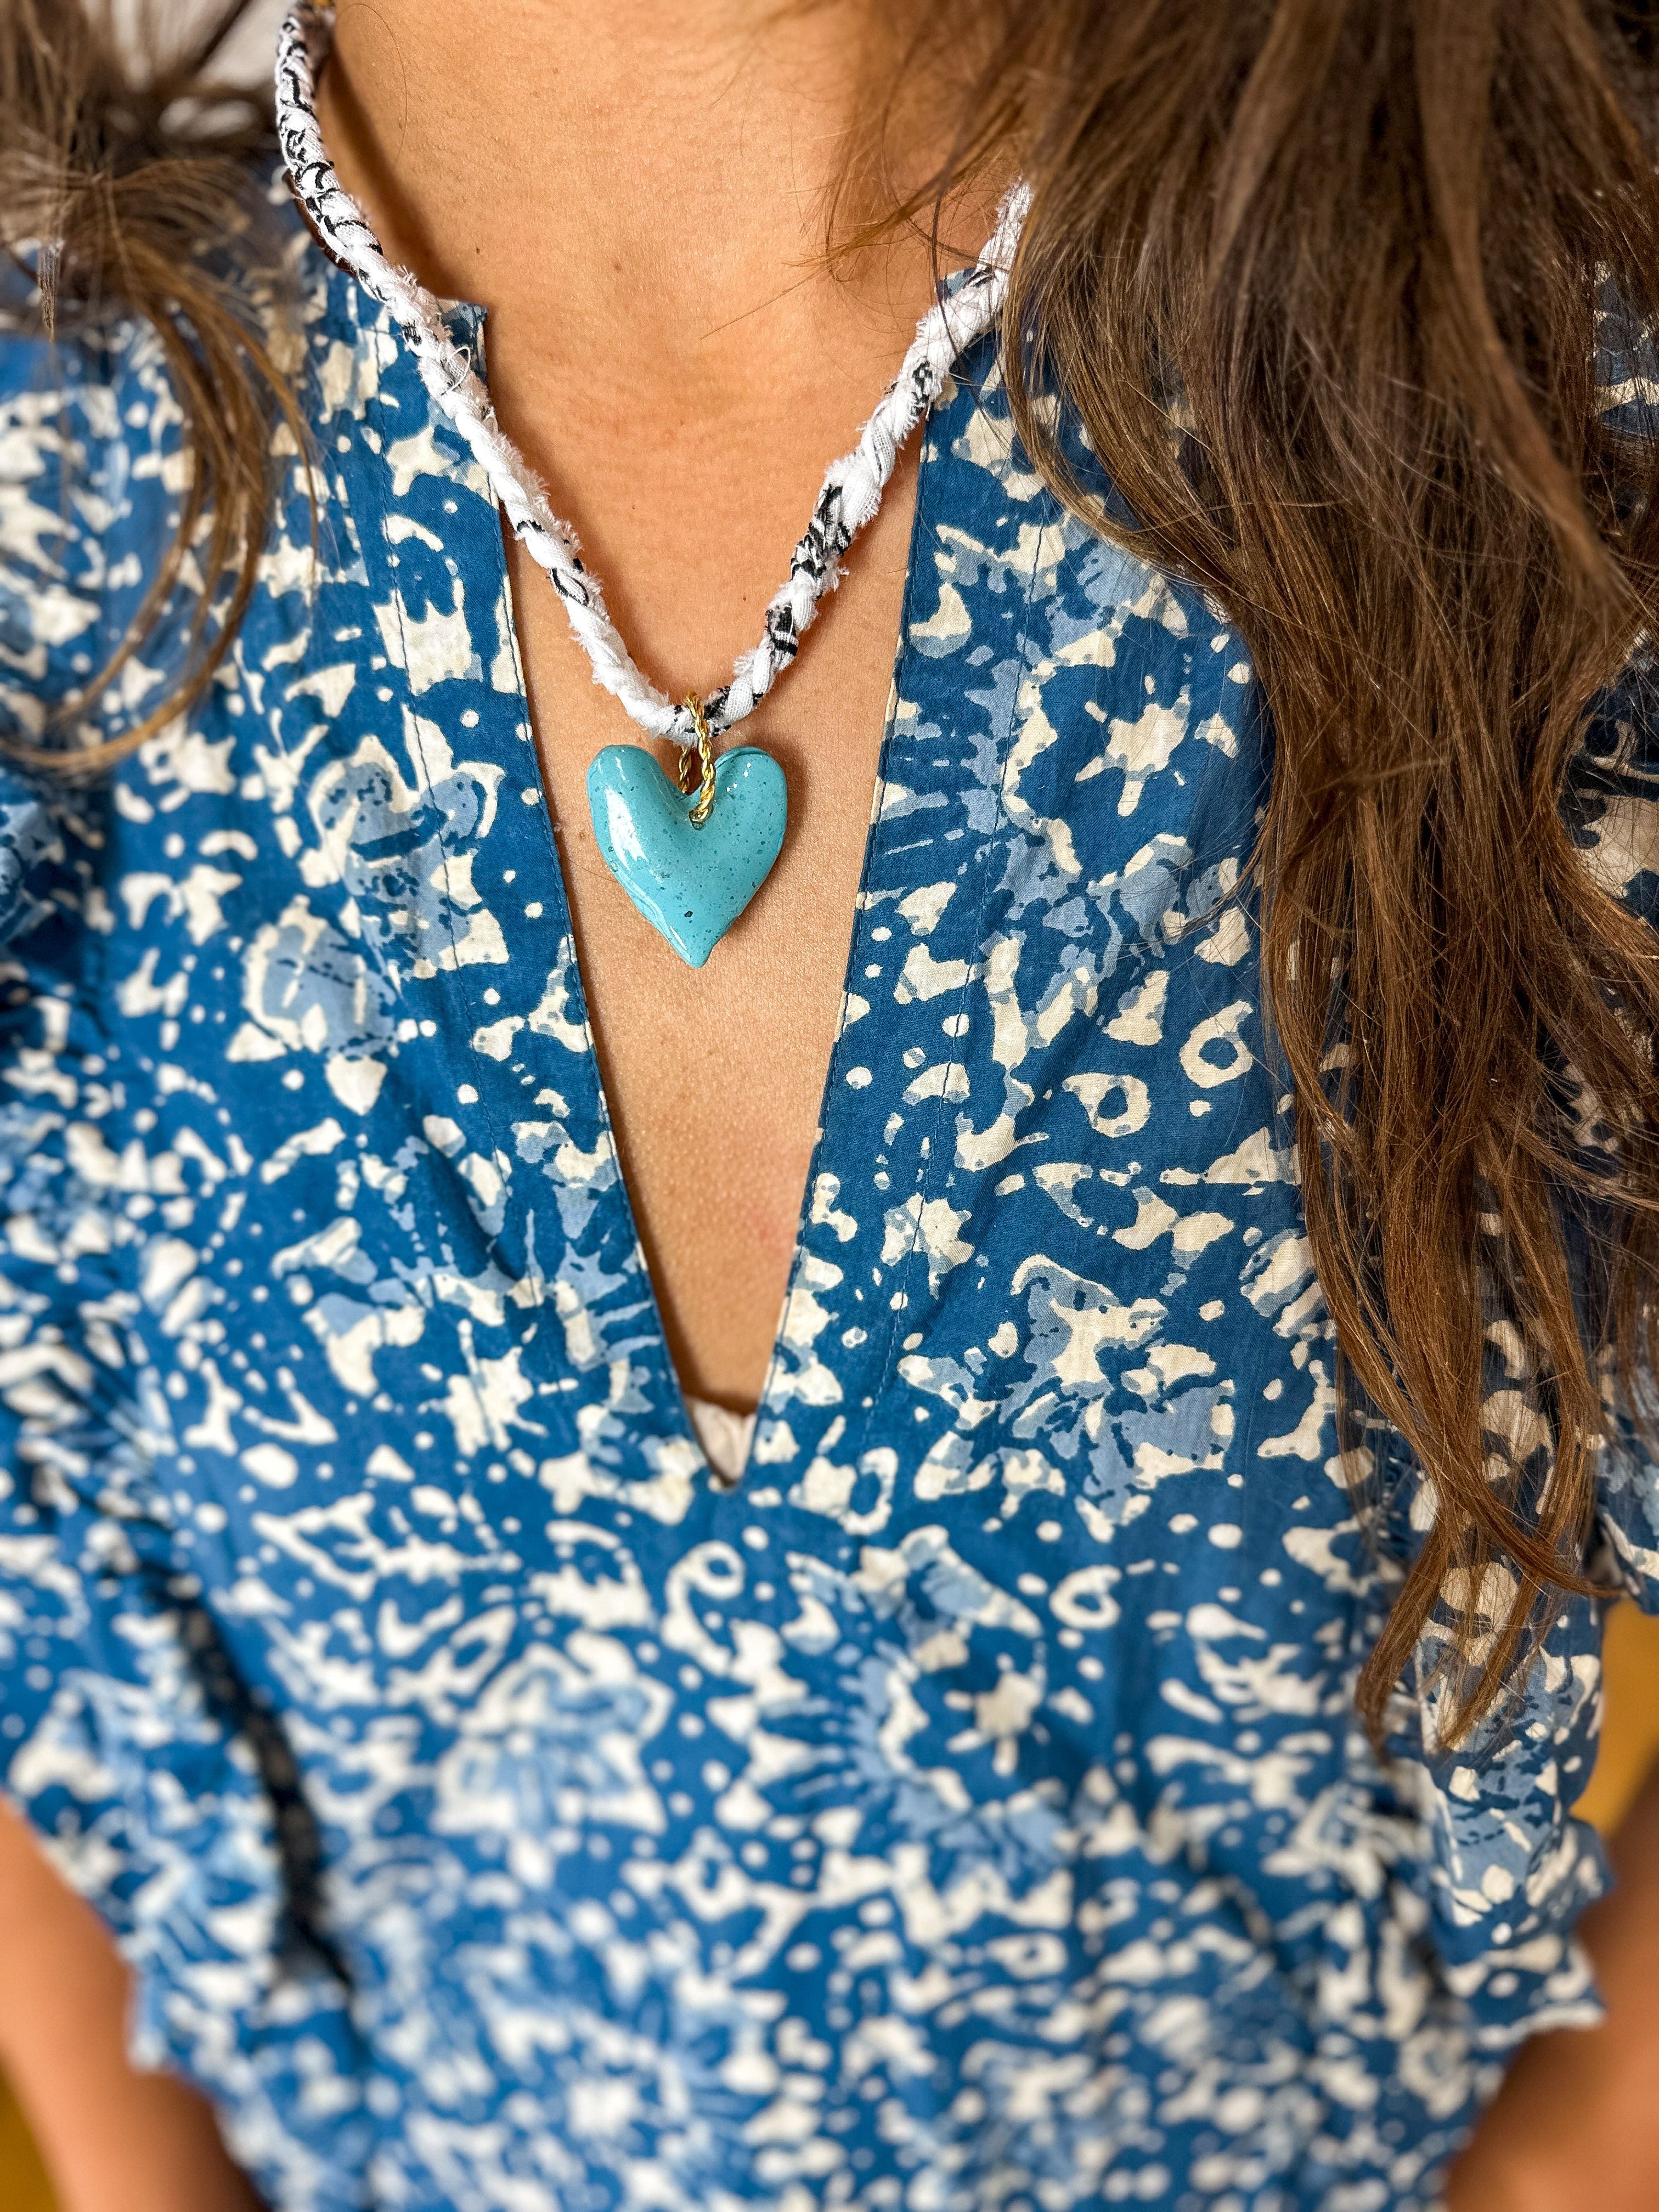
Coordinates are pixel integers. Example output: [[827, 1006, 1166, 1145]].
[[2, 171, 1657, 2212]]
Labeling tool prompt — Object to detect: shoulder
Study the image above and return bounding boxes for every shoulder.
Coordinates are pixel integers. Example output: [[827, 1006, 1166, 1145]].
[[0, 320, 127, 947], [0, 156, 319, 754], [0, 307, 178, 752]]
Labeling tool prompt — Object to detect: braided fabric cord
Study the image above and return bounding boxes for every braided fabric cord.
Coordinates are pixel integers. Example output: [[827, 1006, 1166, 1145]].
[[274, 2, 1028, 745]]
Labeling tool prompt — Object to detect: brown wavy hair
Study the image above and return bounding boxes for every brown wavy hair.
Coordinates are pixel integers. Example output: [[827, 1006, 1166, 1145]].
[[9, 0, 1659, 1744], [0, 0, 304, 769]]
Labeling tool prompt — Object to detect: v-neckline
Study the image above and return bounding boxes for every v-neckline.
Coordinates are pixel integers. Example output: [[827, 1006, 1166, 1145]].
[[455, 308, 948, 1493], [285, 163, 1040, 1507]]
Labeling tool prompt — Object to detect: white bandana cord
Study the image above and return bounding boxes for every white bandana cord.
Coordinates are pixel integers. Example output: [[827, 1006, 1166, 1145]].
[[274, 1, 1028, 747]]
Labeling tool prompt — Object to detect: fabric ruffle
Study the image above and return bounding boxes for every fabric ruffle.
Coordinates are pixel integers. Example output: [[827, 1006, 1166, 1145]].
[[0, 317, 375, 2204]]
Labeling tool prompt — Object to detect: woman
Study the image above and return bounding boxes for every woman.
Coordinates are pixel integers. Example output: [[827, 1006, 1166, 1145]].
[[1, 0, 1657, 2205]]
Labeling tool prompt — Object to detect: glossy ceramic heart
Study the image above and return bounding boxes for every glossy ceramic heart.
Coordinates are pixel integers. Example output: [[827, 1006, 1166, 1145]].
[[586, 743, 788, 967]]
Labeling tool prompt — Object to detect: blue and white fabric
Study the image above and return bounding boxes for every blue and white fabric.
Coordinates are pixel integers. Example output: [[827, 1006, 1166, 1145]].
[[1, 169, 1656, 2212]]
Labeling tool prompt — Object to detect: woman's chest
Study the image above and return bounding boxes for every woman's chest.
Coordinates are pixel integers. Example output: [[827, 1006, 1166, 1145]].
[[498, 445, 919, 1411], [47, 298, 1364, 1776]]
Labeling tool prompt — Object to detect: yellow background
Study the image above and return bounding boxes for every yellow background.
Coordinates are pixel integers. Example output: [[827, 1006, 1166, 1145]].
[[4, 1604, 1658, 2209]]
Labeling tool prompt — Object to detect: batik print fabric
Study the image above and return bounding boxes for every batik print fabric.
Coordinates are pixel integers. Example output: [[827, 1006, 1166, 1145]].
[[0, 175, 1653, 2212]]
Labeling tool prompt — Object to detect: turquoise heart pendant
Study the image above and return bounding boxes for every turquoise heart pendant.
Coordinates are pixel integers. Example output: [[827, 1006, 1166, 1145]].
[[586, 743, 788, 967]]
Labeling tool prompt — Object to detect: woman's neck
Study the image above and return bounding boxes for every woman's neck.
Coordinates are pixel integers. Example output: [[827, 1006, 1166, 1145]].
[[314, 0, 977, 388]]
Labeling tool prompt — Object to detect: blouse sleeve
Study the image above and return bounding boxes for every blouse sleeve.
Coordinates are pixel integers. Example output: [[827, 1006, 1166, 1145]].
[[0, 325, 371, 2200], [1567, 661, 1659, 1608]]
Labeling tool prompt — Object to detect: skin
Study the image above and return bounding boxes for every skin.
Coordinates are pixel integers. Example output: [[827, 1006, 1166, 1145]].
[[2, 2, 1658, 2204], [0, 1795, 259, 2211]]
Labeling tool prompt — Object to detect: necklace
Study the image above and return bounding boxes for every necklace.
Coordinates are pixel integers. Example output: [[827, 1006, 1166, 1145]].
[[275, 1, 1026, 966]]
